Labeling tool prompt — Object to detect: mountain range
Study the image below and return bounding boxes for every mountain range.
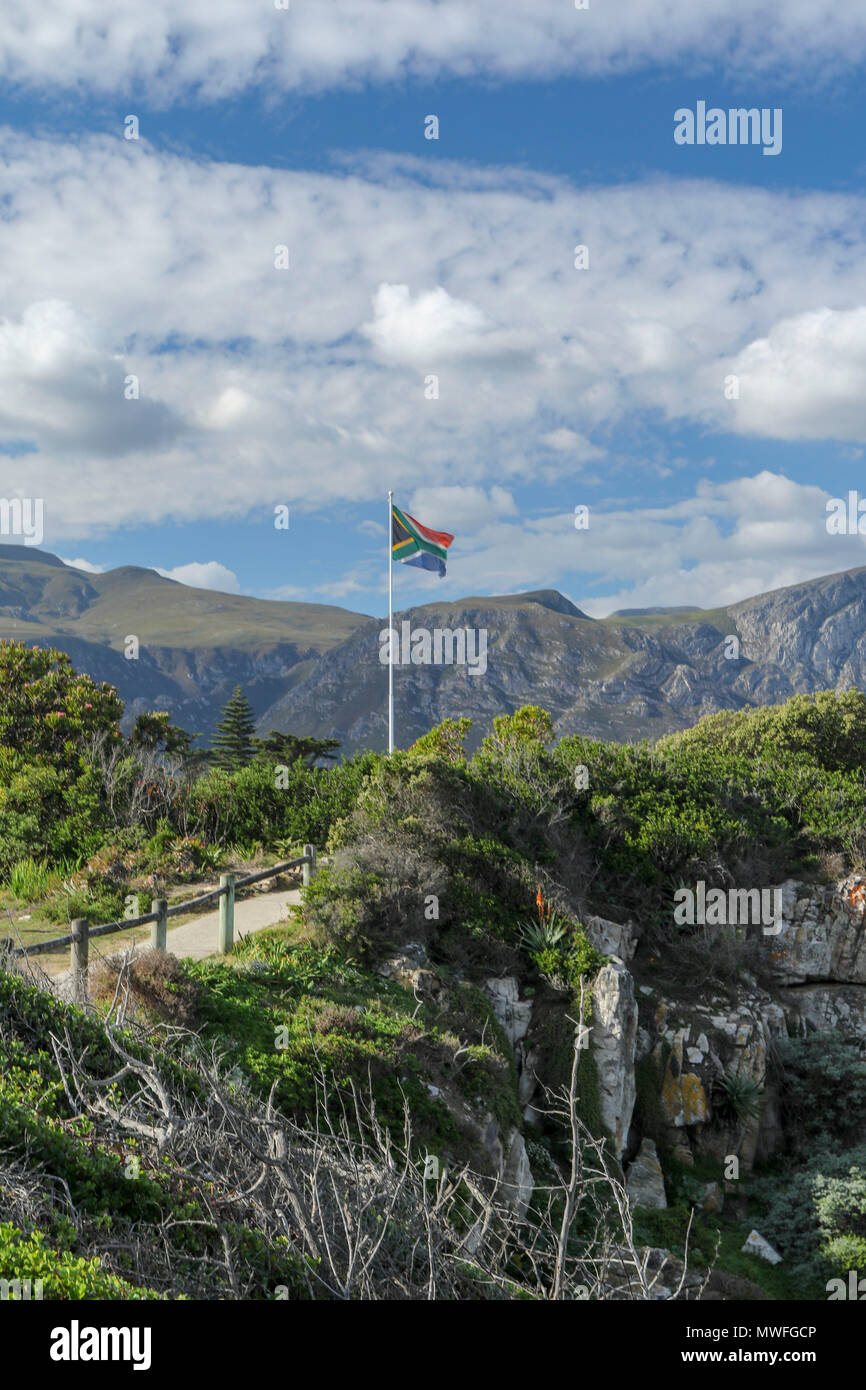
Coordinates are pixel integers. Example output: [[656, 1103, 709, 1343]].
[[3, 546, 866, 754]]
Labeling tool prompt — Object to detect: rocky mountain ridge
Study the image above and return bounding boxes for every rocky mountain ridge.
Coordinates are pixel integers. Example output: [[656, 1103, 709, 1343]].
[[263, 563, 866, 753], [5, 546, 866, 752]]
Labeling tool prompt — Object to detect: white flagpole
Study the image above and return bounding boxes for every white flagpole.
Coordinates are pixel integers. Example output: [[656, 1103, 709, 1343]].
[[387, 489, 394, 753]]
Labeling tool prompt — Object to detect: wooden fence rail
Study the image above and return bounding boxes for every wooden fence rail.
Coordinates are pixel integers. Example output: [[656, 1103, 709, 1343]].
[[3, 846, 318, 989]]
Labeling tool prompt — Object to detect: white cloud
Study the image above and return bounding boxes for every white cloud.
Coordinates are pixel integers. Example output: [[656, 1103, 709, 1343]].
[[155, 561, 240, 593], [2, 1, 866, 100], [380, 472, 859, 616], [539, 428, 606, 461], [59, 556, 105, 573], [262, 583, 310, 602], [407, 485, 517, 530], [362, 283, 530, 365], [6, 133, 866, 546], [0, 299, 181, 456], [724, 307, 866, 439]]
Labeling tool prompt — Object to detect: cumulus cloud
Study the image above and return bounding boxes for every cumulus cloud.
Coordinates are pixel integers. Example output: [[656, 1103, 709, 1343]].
[[406, 484, 517, 530], [539, 428, 606, 461], [1, 1, 866, 100], [362, 284, 531, 366], [5, 132, 866, 548], [0, 300, 182, 457], [155, 561, 240, 593], [380, 472, 859, 616], [724, 307, 866, 439]]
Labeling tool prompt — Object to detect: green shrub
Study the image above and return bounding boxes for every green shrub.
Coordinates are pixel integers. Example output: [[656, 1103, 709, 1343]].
[[6, 857, 54, 902], [0, 1223, 161, 1300], [44, 877, 125, 926], [751, 1145, 866, 1287], [777, 1037, 866, 1155]]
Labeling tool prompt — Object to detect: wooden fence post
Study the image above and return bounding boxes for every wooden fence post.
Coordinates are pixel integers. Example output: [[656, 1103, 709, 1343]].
[[302, 844, 317, 887], [71, 918, 89, 1004], [151, 898, 167, 951], [218, 874, 235, 954]]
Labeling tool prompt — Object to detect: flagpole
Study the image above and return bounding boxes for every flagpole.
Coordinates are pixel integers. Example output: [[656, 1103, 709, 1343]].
[[387, 489, 394, 753]]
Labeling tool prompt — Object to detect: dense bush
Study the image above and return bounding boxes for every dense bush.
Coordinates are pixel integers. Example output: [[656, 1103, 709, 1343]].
[[751, 1145, 866, 1288], [660, 689, 866, 771], [0, 1223, 159, 1300], [0, 972, 304, 1299], [776, 1036, 866, 1156], [187, 927, 521, 1153], [299, 694, 866, 978], [0, 639, 382, 878], [190, 751, 382, 849]]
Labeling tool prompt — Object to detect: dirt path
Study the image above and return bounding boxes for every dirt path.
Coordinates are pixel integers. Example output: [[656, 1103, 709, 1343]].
[[165, 884, 301, 961], [39, 884, 300, 994]]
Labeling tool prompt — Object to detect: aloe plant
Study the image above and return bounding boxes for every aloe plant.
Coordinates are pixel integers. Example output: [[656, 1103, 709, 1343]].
[[519, 913, 570, 953], [715, 1069, 762, 1123]]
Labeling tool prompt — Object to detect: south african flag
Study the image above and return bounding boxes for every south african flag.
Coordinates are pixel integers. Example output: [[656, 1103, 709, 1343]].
[[391, 503, 455, 578]]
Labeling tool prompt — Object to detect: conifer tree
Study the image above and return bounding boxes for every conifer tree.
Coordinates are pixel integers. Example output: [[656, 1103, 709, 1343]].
[[210, 685, 257, 769]]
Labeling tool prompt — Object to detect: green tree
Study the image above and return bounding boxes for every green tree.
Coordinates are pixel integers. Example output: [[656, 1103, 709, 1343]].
[[409, 716, 472, 763], [210, 686, 257, 770], [129, 710, 198, 758], [0, 641, 123, 766], [253, 730, 340, 767], [484, 705, 555, 753]]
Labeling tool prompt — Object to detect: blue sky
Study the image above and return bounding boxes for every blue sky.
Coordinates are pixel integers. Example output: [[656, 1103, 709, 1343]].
[[3, 1, 866, 619]]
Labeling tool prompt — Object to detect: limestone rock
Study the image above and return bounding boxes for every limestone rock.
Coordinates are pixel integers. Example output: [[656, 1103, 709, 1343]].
[[651, 993, 786, 1172], [584, 913, 637, 962], [442, 1100, 535, 1216], [670, 1140, 694, 1168], [501, 1130, 534, 1217], [700, 1181, 724, 1214], [483, 977, 533, 1049], [591, 961, 638, 1158], [767, 877, 866, 985], [741, 1230, 782, 1265], [661, 1034, 710, 1127], [376, 942, 439, 996], [626, 1138, 667, 1210], [517, 1044, 541, 1107], [779, 982, 866, 1044]]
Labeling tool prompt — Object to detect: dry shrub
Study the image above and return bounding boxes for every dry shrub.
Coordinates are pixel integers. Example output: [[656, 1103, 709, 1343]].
[[820, 847, 849, 881], [89, 947, 200, 1026], [309, 1001, 371, 1036]]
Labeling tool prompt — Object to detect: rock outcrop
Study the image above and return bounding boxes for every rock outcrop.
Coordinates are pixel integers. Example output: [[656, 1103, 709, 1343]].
[[372, 865, 866, 1225], [626, 1139, 667, 1209], [591, 961, 638, 1159], [768, 877, 866, 985]]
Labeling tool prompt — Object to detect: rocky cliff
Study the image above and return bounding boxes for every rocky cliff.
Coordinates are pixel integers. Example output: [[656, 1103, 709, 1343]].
[[261, 565, 866, 754]]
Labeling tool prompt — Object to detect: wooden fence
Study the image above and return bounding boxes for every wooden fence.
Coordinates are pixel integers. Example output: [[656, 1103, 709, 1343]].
[[4, 845, 318, 1002]]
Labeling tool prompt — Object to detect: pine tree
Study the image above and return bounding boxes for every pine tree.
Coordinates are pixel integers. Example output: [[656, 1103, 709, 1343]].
[[252, 730, 340, 767], [210, 685, 257, 770]]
